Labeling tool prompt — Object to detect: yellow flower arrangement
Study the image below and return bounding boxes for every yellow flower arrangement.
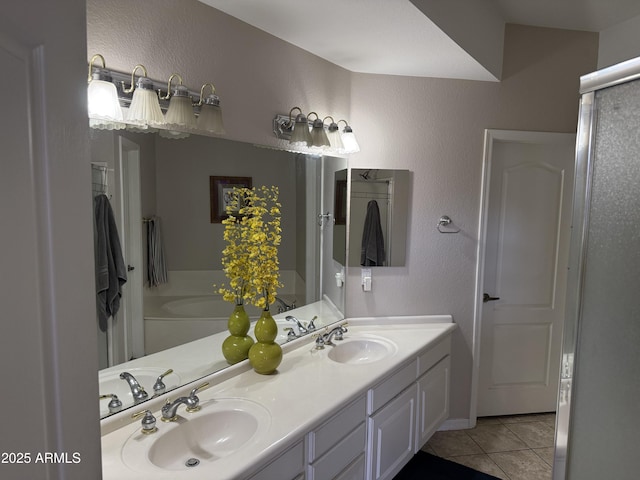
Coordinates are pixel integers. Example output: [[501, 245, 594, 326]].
[[218, 185, 283, 310]]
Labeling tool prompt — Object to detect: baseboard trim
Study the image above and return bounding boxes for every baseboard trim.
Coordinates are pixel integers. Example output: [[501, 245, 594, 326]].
[[439, 418, 473, 431]]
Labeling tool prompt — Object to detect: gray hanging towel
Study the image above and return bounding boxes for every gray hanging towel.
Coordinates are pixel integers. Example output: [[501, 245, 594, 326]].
[[93, 194, 127, 332], [361, 200, 386, 266], [146, 216, 167, 287]]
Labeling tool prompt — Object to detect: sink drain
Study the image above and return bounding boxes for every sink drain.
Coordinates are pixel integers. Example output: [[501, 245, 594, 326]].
[[185, 458, 200, 468]]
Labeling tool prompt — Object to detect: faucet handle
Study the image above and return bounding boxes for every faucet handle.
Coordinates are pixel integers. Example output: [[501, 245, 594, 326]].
[[284, 327, 297, 341], [131, 409, 158, 435], [99, 394, 123, 414], [186, 382, 209, 413], [313, 332, 326, 349], [189, 382, 209, 397], [307, 316, 318, 332], [153, 369, 174, 396]]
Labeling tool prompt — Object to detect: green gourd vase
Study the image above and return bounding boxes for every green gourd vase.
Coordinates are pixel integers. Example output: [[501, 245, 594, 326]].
[[222, 304, 254, 365], [248, 309, 282, 374]]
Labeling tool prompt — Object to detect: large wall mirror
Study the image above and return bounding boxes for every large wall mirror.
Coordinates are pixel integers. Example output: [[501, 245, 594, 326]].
[[92, 128, 346, 418], [333, 168, 410, 267]]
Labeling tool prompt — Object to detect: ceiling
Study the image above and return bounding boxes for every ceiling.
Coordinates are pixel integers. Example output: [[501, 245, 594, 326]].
[[198, 0, 640, 80]]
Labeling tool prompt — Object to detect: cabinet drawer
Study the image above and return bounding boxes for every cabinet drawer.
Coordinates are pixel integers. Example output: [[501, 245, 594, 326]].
[[309, 395, 366, 461], [334, 453, 366, 480], [309, 423, 366, 480], [417, 335, 451, 377], [367, 359, 417, 414], [249, 440, 305, 480]]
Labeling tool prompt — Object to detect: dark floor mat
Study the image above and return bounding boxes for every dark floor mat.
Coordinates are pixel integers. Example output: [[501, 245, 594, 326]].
[[393, 451, 501, 480]]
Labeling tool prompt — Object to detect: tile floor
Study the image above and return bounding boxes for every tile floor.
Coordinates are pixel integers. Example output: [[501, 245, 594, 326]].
[[423, 413, 556, 480]]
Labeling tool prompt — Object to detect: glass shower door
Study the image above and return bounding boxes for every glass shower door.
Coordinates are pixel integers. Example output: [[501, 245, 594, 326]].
[[557, 58, 640, 480]]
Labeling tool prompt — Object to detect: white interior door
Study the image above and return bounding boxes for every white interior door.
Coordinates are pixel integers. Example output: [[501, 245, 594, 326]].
[[477, 130, 575, 417]]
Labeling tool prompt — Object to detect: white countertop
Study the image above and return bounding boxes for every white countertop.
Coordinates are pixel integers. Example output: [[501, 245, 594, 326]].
[[101, 316, 456, 480]]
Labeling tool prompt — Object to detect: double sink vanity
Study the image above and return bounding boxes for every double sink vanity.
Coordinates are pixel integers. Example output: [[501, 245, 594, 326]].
[[100, 311, 456, 480]]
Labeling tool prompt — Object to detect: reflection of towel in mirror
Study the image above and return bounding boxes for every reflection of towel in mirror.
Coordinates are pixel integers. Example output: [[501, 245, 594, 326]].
[[146, 216, 167, 287], [93, 194, 127, 332], [361, 200, 386, 266]]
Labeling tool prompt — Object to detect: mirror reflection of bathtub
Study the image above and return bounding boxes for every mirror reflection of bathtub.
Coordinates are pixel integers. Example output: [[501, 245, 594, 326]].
[[143, 270, 305, 354]]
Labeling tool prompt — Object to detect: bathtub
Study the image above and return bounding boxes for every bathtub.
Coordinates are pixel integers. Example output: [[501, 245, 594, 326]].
[[143, 270, 306, 354], [144, 294, 301, 354]]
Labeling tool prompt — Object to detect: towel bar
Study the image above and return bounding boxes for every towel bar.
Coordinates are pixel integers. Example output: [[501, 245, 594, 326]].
[[437, 215, 460, 234]]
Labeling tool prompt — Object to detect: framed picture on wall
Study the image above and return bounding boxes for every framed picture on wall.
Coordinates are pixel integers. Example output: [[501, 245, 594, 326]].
[[210, 176, 253, 223]]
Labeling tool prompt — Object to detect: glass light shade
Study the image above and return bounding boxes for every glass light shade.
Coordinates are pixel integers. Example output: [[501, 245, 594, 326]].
[[197, 94, 225, 135], [164, 85, 196, 130], [87, 78, 125, 130], [310, 118, 330, 150], [126, 77, 164, 129], [326, 123, 345, 154], [341, 126, 360, 154], [290, 113, 312, 148]]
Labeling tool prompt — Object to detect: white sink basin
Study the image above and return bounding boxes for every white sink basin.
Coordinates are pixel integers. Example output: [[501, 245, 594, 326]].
[[121, 398, 271, 472], [99, 368, 181, 416], [327, 335, 397, 364]]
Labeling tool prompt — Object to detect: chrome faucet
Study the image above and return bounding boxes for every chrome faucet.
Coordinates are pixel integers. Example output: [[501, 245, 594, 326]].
[[161, 382, 209, 422], [315, 323, 348, 349], [120, 372, 149, 402], [286, 315, 308, 336], [285, 315, 318, 341], [274, 297, 296, 313]]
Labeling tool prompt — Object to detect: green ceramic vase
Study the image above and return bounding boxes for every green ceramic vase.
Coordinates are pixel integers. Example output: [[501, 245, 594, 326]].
[[248, 309, 282, 374], [222, 304, 254, 365]]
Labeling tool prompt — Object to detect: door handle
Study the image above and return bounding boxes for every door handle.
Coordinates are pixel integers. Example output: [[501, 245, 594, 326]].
[[127, 265, 135, 272], [483, 293, 500, 303]]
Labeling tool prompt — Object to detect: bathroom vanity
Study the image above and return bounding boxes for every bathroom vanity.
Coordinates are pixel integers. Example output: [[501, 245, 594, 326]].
[[100, 316, 455, 480]]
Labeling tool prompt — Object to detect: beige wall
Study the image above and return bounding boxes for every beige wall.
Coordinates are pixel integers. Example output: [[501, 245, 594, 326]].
[[598, 14, 640, 69], [347, 24, 598, 419]]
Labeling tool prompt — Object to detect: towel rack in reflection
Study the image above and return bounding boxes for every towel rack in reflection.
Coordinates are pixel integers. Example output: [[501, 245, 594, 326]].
[[437, 215, 460, 234]]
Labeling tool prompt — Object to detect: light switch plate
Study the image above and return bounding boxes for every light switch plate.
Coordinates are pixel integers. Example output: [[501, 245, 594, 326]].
[[362, 268, 372, 291]]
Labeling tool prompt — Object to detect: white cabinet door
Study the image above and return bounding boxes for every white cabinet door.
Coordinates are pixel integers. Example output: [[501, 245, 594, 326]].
[[368, 384, 418, 480], [415, 356, 450, 451]]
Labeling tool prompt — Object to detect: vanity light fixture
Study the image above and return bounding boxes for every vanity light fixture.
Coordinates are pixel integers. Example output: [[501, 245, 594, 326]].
[[158, 73, 195, 139], [87, 54, 125, 130], [339, 119, 360, 154], [272, 109, 359, 156], [122, 64, 165, 131], [86, 55, 225, 139], [196, 83, 225, 135]]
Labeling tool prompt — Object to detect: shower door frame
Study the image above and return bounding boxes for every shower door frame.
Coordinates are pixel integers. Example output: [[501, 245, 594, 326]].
[[554, 56, 640, 479]]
